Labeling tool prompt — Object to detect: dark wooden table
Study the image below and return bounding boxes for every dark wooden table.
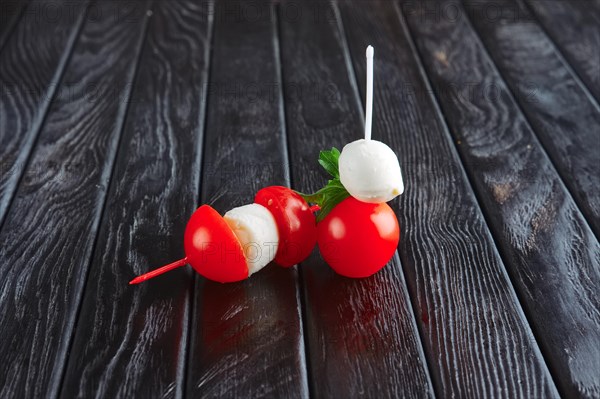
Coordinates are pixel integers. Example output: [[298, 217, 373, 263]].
[[0, 0, 599, 398]]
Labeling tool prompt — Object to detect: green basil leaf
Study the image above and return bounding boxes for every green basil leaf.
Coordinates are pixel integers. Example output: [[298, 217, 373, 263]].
[[295, 147, 350, 222], [315, 180, 350, 222], [318, 147, 341, 178], [296, 177, 350, 222]]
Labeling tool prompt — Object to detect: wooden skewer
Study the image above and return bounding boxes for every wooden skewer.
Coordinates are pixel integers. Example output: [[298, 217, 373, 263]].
[[365, 45, 374, 141], [129, 257, 188, 285]]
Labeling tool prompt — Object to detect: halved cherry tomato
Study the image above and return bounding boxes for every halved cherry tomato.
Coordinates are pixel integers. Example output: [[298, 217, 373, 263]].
[[317, 197, 399, 278], [183, 205, 248, 283], [255, 186, 317, 267]]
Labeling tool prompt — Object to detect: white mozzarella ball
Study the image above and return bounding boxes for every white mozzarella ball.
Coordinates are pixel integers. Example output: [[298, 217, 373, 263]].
[[224, 203, 279, 275], [338, 139, 404, 203]]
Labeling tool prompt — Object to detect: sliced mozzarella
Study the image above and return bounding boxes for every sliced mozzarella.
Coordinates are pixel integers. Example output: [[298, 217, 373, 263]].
[[338, 139, 404, 203], [224, 203, 279, 275]]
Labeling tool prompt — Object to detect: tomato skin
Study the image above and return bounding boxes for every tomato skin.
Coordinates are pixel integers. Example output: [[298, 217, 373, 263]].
[[183, 205, 248, 283], [317, 197, 399, 278], [254, 186, 317, 267]]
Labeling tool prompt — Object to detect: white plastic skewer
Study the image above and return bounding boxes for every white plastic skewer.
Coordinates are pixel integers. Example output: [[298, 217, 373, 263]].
[[365, 45, 374, 141]]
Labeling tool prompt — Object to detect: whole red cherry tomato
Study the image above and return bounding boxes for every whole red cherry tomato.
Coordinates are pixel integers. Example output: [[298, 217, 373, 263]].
[[255, 186, 317, 267], [184, 205, 248, 283], [317, 197, 399, 278]]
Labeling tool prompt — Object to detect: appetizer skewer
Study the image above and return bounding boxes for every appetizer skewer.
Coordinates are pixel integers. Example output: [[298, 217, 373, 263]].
[[300, 46, 403, 277], [130, 45, 405, 284], [338, 45, 403, 203], [129, 187, 318, 284]]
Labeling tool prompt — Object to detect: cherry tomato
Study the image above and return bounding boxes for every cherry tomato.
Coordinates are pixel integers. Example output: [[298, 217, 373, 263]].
[[183, 205, 248, 283], [317, 197, 399, 278], [255, 186, 317, 267]]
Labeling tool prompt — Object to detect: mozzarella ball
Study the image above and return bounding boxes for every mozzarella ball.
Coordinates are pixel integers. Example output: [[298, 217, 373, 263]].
[[224, 203, 279, 275], [338, 139, 404, 203]]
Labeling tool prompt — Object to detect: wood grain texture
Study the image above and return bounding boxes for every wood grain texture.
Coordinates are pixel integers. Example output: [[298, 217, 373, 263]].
[[525, 0, 600, 102], [463, 0, 600, 237], [60, 1, 211, 397], [279, 1, 435, 397], [0, 0, 87, 227], [185, 1, 309, 397], [340, 0, 560, 397], [402, 0, 600, 397], [0, 1, 150, 397], [0, 0, 26, 50]]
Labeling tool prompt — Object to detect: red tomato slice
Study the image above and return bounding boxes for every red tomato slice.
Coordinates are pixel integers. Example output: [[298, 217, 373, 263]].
[[184, 205, 248, 283], [317, 197, 399, 278], [255, 186, 317, 267]]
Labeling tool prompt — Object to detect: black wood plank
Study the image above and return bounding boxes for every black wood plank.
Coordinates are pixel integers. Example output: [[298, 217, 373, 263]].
[[339, 0, 560, 396], [463, 0, 600, 237], [0, 0, 87, 227], [525, 0, 600, 102], [185, 1, 308, 397], [401, 0, 600, 397], [0, 1, 150, 397], [279, 2, 435, 397], [60, 1, 211, 397], [0, 0, 26, 50]]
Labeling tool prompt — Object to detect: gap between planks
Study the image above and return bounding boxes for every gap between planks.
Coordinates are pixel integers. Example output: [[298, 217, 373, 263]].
[[272, 3, 312, 398], [181, 2, 216, 398]]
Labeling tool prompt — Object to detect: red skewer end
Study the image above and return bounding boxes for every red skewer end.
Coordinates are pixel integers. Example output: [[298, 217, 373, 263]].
[[129, 257, 189, 285], [129, 276, 146, 285], [309, 204, 321, 213]]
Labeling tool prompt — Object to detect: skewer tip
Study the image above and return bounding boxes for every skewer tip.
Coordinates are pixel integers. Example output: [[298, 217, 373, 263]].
[[129, 276, 143, 285], [128, 257, 189, 286], [366, 45, 374, 58]]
